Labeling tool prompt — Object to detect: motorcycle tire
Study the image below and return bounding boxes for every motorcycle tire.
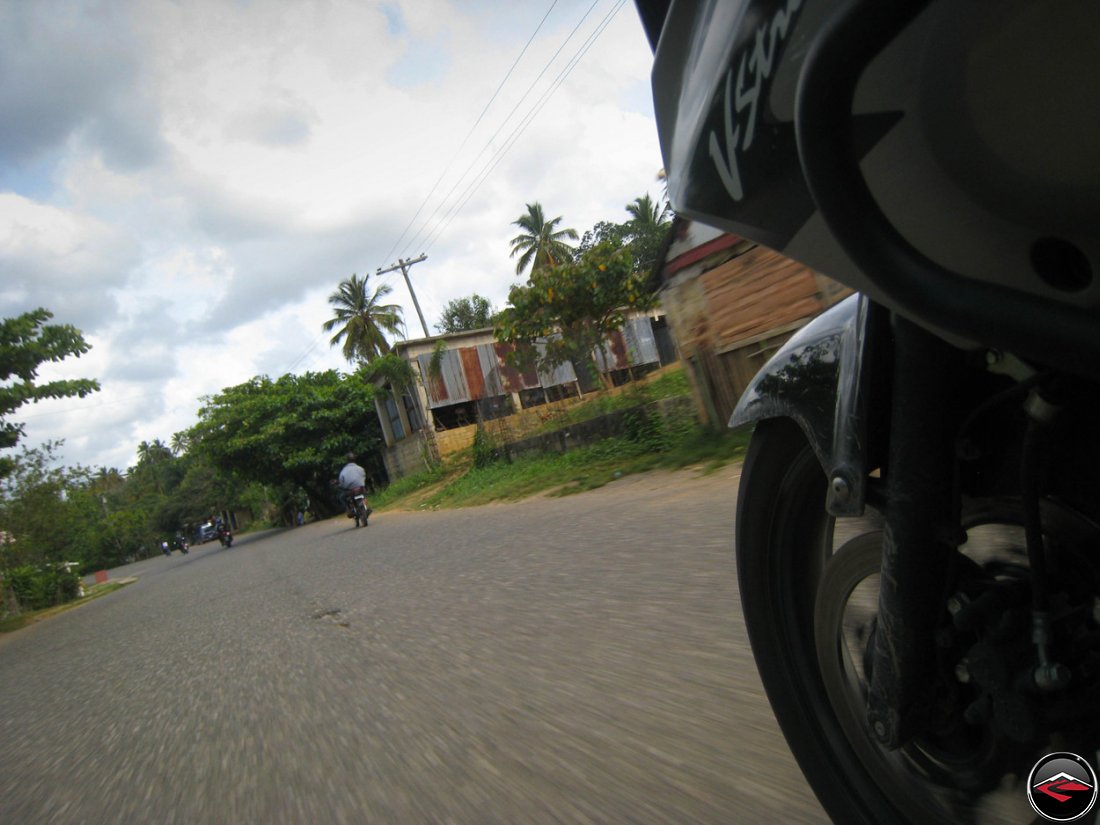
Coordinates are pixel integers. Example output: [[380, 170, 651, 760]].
[[355, 502, 368, 527], [735, 418, 1095, 824]]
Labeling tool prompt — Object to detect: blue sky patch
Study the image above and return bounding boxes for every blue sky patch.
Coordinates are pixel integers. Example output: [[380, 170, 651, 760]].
[[0, 153, 60, 200], [386, 32, 451, 89], [381, 3, 405, 36]]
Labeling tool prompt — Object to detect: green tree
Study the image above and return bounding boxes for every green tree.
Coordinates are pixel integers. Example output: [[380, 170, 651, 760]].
[[577, 220, 629, 254], [577, 194, 672, 277], [495, 244, 656, 388], [509, 202, 578, 277], [435, 294, 495, 334], [189, 371, 383, 518], [625, 193, 671, 229], [0, 442, 103, 571], [169, 431, 191, 456], [0, 308, 100, 478], [322, 274, 404, 364], [623, 193, 673, 275]]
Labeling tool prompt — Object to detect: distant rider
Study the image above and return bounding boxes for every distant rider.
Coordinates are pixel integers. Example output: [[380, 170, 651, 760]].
[[337, 452, 371, 519]]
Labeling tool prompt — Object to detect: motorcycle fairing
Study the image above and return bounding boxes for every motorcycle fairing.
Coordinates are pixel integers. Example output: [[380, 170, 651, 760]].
[[649, 0, 1100, 369], [729, 294, 880, 517]]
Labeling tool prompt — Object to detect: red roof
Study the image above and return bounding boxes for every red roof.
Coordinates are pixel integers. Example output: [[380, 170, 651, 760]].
[[664, 233, 742, 277]]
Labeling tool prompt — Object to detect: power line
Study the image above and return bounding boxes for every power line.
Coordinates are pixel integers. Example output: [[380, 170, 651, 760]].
[[422, 0, 627, 254], [399, 0, 604, 259], [381, 0, 562, 264], [283, 0, 616, 377]]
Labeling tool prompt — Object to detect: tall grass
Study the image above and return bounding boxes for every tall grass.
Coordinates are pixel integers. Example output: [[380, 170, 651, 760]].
[[402, 423, 750, 510]]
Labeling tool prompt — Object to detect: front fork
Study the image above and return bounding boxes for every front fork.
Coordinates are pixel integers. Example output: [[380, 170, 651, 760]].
[[866, 315, 967, 749]]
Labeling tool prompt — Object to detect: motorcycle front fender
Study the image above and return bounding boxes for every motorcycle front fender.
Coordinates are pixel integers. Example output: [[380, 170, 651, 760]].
[[730, 294, 884, 516]]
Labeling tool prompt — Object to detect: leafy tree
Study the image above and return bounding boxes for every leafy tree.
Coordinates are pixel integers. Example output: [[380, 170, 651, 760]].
[[0, 442, 104, 572], [509, 202, 578, 277], [577, 193, 672, 277], [435, 294, 495, 334], [495, 244, 656, 388], [0, 308, 99, 478], [577, 220, 629, 254], [363, 353, 417, 394], [189, 371, 383, 517], [322, 274, 404, 364]]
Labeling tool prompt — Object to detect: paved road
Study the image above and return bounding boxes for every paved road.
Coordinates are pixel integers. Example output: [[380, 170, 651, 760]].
[[0, 465, 827, 824]]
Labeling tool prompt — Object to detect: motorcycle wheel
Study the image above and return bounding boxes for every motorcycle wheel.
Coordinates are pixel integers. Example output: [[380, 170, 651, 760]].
[[355, 501, 368, 527], [737, 418, 1098, 824]]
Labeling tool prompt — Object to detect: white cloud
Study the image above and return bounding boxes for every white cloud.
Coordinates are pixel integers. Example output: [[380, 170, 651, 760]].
[[0, 0, 663, 472]]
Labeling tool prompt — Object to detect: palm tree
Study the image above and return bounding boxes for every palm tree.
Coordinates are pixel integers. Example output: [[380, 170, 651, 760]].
[[323, 274, 404, 364], [625, 193, 671, 230], [170, 431, 191, 456], [136, 439, 172, 465], [624, 193, 673, 274], [509, 202, 578, 276]]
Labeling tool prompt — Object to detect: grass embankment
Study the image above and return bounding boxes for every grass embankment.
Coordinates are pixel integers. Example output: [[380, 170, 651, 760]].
[[0, 579, 136, 634], [372, 367, 750, 511]]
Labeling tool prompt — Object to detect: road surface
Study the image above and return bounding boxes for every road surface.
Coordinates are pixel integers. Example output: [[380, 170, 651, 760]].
[[0, 464, 828, 824]]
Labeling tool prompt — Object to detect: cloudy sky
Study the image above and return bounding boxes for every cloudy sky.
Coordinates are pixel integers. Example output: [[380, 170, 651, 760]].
[[0, 0, 663, 472]]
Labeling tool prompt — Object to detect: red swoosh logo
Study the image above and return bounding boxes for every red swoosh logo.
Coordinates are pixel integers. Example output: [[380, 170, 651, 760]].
[[1038, 779, 1093, 803]]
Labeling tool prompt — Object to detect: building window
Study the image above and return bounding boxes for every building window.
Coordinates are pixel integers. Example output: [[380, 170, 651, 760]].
[[385, 395, 405, 441], [402, 393, 421, 431]]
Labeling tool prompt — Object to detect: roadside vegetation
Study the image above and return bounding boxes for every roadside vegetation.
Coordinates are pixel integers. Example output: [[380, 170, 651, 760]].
[[1, 189, 693, 616], [369, 370, 749, 512], [417, 428, 749, 509], [0, 578, 135, 634]]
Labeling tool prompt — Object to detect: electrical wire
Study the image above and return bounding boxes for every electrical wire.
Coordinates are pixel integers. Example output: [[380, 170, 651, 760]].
[[422, 0, 627, 254], [399, 0, 604, 259], [381, 0, 562, 263]]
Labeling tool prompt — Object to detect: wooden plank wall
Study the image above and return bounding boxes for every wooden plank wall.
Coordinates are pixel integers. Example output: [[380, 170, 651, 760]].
[[661, 241, 853, 427], [700, 245, 822, 351]]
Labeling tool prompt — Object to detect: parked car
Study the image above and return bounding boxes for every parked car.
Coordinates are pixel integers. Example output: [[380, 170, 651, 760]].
[[196, 523, 216, 544]]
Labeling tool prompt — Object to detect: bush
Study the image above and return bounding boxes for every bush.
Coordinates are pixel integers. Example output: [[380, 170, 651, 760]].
[[472, 423, 505, 469], [3, 564, 82, 612]]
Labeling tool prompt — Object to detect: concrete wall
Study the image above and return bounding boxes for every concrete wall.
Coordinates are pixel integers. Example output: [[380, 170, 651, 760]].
[[503, 396, 694, 462], [434, 424, 477, 457], [382, 431, 436, 482]]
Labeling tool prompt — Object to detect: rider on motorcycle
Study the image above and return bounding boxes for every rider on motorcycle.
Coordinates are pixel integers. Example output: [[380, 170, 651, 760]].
[[337, 453, 371, 523]]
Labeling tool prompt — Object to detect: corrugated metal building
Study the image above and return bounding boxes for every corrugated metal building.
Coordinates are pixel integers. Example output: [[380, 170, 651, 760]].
[[370, 319, 676, 482]]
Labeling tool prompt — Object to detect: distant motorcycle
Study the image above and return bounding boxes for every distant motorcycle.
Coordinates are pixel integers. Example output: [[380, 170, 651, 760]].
[[216, 526, 233, 547], [345, 486, 371, 528], [332, 478, 372, 528], [172, 535, 189, 554]]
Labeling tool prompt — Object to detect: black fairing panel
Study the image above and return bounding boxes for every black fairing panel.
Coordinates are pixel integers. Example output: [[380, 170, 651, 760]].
[[649, 0, 1100, 359]]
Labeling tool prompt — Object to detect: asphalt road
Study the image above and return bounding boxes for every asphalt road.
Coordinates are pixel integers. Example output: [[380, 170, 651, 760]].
[[0, 465, 828, 824]]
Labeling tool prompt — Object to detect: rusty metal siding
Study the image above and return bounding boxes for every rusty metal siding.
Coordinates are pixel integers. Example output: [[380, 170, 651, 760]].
[[594, 318, 660, 372], [460, 348, 485, 400], [416, 321, 659, 410], [624, 316, 660, 365], [493, 343, 540, 392], [417, 349, 471, 408], [419, 345, 516, 409], [536, 341, 578, 387], [477, 345, 506, 397]]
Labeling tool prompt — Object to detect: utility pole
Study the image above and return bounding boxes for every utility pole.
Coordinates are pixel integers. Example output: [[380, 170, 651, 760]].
[[377, 254, 429, 339]]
